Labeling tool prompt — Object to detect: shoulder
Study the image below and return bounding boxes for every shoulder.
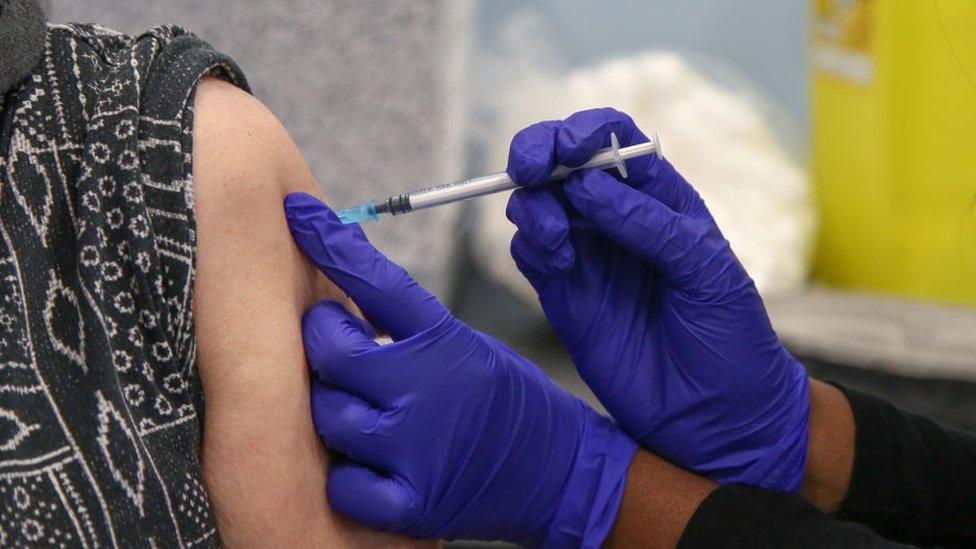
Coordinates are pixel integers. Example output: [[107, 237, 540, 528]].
[[191, 78, 322, 285], [192, 78, 312, 209], [190, 77, 341, 313]]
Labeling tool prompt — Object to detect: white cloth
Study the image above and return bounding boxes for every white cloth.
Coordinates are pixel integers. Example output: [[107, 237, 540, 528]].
[[471, 50, 814, 306]]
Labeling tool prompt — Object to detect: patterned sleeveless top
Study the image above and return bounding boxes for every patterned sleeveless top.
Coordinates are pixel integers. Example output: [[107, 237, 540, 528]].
[[0, 24, 247, 547]]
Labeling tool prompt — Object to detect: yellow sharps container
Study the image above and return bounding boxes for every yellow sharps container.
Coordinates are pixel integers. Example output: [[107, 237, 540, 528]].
[[812, 0, 976, 304]]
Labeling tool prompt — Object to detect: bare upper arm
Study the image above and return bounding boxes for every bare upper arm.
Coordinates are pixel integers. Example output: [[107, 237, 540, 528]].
[[191, 77, 426, 547]]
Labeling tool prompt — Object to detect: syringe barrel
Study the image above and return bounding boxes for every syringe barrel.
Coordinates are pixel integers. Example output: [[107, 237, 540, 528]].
[[407, 171, 517, 211], [391, 134, 662, 214]]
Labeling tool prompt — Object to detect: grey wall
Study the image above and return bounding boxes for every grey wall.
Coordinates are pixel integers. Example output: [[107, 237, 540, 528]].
[[47, 0, 471, 297]]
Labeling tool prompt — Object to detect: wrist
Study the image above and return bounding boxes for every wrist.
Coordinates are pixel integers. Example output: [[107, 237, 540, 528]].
[[800, 379, 855, 513], [607, 450, 716, 549], [542, 404, 638, 549]]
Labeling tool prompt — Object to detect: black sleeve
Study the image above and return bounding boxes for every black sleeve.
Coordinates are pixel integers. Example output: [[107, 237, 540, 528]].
[[678, 386, 976, 548], [834, 386, 976, 547], [678, 484, 910, 548]]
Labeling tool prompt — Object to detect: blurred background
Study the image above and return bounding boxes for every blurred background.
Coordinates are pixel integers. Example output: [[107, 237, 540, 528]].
[[48, 0, 976, 457]]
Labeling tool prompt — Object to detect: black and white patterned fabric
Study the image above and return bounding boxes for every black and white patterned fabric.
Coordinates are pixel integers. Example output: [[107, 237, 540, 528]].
[[0, 23, 247, 547]]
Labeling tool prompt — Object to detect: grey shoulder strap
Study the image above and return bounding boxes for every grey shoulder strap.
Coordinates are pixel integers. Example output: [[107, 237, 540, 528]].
[[0, 0, 46, 94]]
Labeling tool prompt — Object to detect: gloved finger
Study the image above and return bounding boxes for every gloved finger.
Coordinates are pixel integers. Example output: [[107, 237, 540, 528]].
[[557, 109, 706, 217], [303, 301, 400, 405], [556, 108, 649, 168], [311, 380, 392, 469], [510, 232, 555, 295], [285, 192, 452, 340], [327, 462, 420, 534], [506, 120, 560, 187], [564, 169, 726, 289], [639, 157, 711, 220], [506, 188, 574, 272]]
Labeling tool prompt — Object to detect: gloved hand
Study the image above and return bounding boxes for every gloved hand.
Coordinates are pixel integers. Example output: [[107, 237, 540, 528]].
[[505, 108, 809, 492], [284, 192, 638, 547]]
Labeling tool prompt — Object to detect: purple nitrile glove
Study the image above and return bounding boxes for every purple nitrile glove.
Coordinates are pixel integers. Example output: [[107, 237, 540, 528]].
[[505, 108, 810, 492], [284, 192, 638, 547]]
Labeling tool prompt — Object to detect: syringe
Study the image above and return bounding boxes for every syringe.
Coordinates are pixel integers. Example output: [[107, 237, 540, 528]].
[[337, 132, 663, 224]]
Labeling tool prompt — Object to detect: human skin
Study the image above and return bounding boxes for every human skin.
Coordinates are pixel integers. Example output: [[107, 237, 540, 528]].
[[799, 379, 856, 513], [607, 379, 856, 548], [191, 77, 431, 547]]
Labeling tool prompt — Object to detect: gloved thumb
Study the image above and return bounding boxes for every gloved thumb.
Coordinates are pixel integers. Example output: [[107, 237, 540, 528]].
[[284, 192, 451, 340]]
